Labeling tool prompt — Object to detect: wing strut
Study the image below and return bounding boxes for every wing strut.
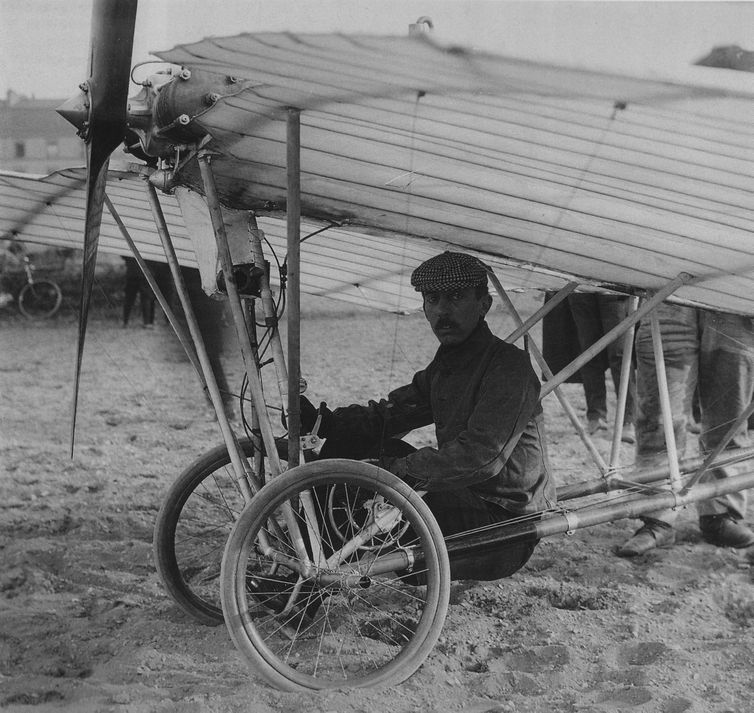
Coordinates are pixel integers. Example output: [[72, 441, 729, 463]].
[[103, 192, 205, 386], [144, 179, 260, 501], [195, 151, 312, 566], [540, 273, 693, 399], [194, 153, 284, 478], [286, 109, 302, 470], [492, 275, 609, 476]]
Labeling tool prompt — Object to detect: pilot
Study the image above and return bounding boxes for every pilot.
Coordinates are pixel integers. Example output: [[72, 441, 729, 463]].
[[301, 251, 556, 580]]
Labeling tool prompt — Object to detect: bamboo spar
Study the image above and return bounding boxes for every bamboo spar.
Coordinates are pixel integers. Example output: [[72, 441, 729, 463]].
[[540, 273, 691, 399], [488, 272, 609, 475], [363, 466, 754, 578], [104, 193, 205, 386], [143, 180, 257, 502], [287, 109, 302, 470]]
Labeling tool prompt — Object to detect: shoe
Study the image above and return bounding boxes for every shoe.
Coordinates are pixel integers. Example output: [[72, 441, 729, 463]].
[[621, 424, 636, 444], [617, 521, 675, 557], [587, 417, 608, 435], [699, 514, 754, 548]]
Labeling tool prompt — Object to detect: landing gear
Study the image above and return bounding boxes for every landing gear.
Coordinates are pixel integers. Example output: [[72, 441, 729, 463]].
[[220, 460, 450, 691]]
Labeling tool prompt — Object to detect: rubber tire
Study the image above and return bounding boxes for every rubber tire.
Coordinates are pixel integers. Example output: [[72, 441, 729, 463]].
[[153, 438, 259, 626], [221, 458, 450, 692], [18, 280, 62, 319]]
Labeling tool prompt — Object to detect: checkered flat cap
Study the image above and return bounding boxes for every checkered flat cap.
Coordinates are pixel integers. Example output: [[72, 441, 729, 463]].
[[410, 251, 488, 292]]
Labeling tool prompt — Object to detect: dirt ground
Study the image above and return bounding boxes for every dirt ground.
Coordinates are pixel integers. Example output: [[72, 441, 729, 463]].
[[2, 289, 754, 713]]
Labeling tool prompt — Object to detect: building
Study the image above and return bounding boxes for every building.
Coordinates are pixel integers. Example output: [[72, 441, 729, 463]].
[[0, 90, 85, 174]]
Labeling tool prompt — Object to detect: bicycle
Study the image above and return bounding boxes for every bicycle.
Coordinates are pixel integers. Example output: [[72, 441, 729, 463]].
[[0, 242, 63, 319]]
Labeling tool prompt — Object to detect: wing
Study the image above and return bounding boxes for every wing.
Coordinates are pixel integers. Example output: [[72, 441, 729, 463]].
[[140, 31, 754, 315], [0, 167, 573, 315]]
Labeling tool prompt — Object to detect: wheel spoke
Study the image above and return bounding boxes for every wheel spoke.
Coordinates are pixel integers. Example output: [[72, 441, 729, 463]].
[[154, 439, 270, 625], [221, 461, 449, 691]]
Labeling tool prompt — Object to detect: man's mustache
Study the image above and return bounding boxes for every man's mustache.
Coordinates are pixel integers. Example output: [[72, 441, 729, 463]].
[[434, 319, 457, 330]]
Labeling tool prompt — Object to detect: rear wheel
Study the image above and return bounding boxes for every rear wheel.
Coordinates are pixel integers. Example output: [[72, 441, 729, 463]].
[[221, 459, 450, 691], [154, 438, 264, 625], [18, 280, 62, 319]]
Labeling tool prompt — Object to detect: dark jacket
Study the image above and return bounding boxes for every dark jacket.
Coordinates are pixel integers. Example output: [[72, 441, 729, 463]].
[[326, 321, 555, 514]]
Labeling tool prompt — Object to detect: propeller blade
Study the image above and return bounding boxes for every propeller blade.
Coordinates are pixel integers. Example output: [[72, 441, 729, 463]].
[[65, 0, 138, 454]]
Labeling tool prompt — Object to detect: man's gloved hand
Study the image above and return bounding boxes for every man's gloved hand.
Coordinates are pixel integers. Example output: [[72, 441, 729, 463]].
[[299, 395, 334, 438], [378, 455, 427, 490]]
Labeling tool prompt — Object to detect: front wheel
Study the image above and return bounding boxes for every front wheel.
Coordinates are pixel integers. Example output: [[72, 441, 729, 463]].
[[18, 280, 62, 319], [221, 459, 450, 692]]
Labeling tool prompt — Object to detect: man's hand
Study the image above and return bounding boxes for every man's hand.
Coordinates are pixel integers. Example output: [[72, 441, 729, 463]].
[[299, 396, 333, 438], [378, 455, 426, 490]]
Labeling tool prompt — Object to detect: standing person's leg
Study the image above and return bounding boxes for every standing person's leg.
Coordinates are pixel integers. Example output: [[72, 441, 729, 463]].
[[145, 293, 156, 326], [618, 304, 698, 556], [567, 294, 608, 432], [598, 295, 637, 443], [696, 311, 754, 547], [138, 278, 153, 326], [122, 257, 139, 326]]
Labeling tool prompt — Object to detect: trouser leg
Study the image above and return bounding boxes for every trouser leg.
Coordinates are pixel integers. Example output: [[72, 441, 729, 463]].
[[123, 277, 138, 325], [634, 304, 699, 526], [599, 297, 637, 424], [696, 311, 754, 519], [139, 283, 154, 325], [422, 489, 537, 581], [568, 294, 608, 422]]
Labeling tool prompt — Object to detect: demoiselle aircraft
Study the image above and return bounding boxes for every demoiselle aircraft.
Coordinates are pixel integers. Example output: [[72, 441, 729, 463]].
[[2, 0, 754, 692]]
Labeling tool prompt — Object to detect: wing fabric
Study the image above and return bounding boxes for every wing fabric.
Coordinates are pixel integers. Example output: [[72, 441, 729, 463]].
[[0, 168, 575, 315], [148, 32, 754, 315]]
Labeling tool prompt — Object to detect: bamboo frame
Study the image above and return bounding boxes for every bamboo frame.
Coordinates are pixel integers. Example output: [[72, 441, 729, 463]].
[[485, 267, 754, 520], [142, 114, 754, 585], [286, 109, 302, 470], [144, 179, 258, 503], [608, 295, 638, 469], [489, 271, 609, 475], [103, 193, 204, 385], [540, 273, 692, 398]]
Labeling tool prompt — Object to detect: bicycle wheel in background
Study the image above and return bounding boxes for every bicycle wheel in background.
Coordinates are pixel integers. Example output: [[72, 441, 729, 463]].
[[17, 280, 62, 319]]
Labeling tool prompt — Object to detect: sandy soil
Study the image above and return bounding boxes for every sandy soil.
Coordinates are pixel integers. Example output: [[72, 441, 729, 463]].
[[2, 293, 754, 713]]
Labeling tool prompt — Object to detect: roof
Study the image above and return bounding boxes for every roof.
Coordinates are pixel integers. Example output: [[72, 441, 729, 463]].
[[0, 97, 72, 140]]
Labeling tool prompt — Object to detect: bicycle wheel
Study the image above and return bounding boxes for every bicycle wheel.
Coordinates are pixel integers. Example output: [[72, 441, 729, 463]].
[[221, 459, 450, 691], [154, 437, 274, 625], [18, 280, 62, 319]]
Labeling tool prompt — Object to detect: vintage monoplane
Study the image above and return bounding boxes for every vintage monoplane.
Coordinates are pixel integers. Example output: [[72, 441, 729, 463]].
[[3, 0, 754, 693]]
